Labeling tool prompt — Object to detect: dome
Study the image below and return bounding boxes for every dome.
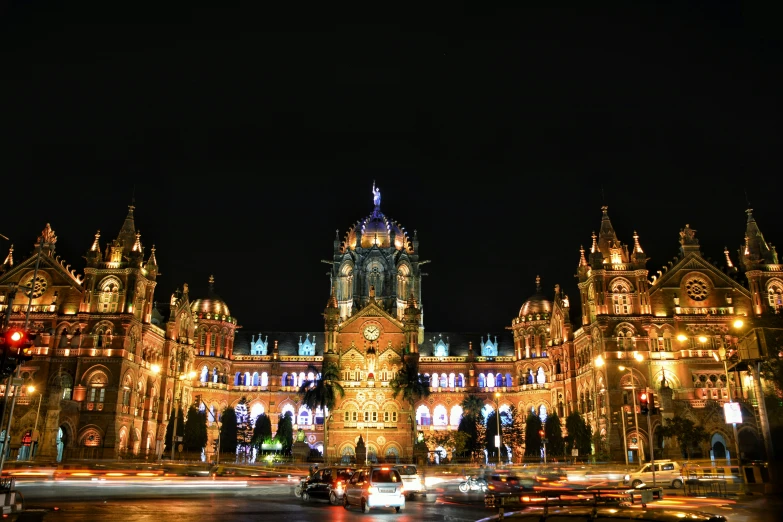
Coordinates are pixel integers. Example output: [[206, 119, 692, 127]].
[[342, 183, 411, 252], [190, 275, 231, 317], [519, 276, 552, 317]]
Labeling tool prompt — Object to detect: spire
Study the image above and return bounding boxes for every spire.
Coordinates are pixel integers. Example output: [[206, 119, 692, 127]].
[[406, 291, 418, 309], [116, 204, 137, 254], [742, 208, 774, 264], [326, 284, 338, 309], [590, 231, 598, 253], [578, 245, 587, 267], [132, 231, 142, 252], [633, 231, 643, 254], [2, 244, 13, 268], [144, 245, 159, 278], [535, 274, 542, 293], [90, 230, 101, 251], [208, 274, 215, 295], [723, 247, 734, 268]]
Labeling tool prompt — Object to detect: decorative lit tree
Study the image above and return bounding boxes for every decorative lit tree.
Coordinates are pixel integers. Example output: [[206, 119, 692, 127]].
[[235, 397, 253, 462], [251, 413, 273, 454], [504, 404, 527, 464]]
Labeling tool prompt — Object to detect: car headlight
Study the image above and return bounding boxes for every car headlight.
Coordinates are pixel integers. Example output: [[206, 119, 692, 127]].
[[624, 474, 630, 482]]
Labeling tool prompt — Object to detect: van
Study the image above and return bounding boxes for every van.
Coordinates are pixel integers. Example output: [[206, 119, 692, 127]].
[[624, 460, 684, 488]]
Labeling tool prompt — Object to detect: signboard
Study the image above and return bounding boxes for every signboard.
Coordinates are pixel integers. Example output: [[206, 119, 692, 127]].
[[494, 435, 500, 448], [724, 402, 743, 424], [572, 449, 579, 456]]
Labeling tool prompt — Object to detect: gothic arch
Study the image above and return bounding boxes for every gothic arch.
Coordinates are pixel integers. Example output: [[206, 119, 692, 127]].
[[78, 425, 104, 447], [80, 365, 111, 387], [609, 277, 634, 292]]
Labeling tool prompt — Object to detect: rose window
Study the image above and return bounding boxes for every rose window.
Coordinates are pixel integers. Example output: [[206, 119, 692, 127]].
[[685, 278, 709, 301]]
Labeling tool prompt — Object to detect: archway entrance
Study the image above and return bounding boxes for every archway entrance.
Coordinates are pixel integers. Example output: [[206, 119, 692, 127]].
[[710, 433, 727, 460], [738, 429, 764, 461]]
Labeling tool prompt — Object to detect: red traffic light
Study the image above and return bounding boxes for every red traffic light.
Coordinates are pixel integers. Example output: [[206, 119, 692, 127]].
[[639, 393, 647, 402], [4, 328, 26, 348], [538, 430, 545, 436]]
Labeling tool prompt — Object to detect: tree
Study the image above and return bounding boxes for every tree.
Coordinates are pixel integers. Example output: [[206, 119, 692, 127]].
[[659, 417, 709, 460], [524, 412, 543, 458], [390, 357, 431, 448], [457, 395, 485, 460], [251, 413, 273, 452], [275, 411, 294, 454], [235, 397, 253, 461], [422, 430, 471, 462], [504, 405, 527, 464], [564, 412, 592, 459], [183, 404, 208, 455], [544, 412, 565, 458], [298, 362, 345, 461], [219, 406, 238, 459], [165, 407, 185, 453], [484, 410, 507, 462]]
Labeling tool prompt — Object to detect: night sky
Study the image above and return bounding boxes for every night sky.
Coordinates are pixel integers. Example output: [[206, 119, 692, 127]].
[[1, 3, 780, 335]]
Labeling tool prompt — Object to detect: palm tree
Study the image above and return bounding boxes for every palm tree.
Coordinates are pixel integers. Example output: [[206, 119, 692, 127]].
[[297, 362, 344, 463], [458, 395, 486, 461], [390, 358, 431, 451]]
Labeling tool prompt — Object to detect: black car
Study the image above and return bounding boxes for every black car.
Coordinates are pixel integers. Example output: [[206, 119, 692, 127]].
[[301, 466, 356, 505]]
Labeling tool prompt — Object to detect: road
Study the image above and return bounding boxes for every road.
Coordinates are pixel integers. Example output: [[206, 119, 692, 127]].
[[8, 474, 782, 522]]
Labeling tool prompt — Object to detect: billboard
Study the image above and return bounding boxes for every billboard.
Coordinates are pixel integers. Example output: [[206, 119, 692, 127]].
[[724, 402, 743, 424]]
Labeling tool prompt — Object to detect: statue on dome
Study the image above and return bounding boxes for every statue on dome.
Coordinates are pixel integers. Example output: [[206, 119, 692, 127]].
[[372, 181, 381, 207]]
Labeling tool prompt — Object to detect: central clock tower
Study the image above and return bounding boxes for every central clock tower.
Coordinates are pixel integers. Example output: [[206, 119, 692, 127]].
[[323, 275, 422, 464]]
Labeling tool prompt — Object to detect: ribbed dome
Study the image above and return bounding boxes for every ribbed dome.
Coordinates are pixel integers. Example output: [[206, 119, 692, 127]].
[[519, 276, 552, 317], [191, 275, 231, 317], [342, 184, 410, 252]]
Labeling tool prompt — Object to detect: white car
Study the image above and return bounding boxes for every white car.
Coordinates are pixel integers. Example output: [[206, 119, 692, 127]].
[[394, 464, 426, 499], [624, 460, 684, 489]]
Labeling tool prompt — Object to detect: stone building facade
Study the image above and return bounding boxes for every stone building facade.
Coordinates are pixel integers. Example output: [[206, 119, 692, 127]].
[[0, 186, 779, 464]]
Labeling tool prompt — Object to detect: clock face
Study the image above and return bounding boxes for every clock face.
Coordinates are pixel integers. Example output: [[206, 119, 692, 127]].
[[363, 324, 380, 340]]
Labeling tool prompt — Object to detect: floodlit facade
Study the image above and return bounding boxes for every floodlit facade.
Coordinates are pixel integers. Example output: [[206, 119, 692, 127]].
[[0, 186, 780, 464]]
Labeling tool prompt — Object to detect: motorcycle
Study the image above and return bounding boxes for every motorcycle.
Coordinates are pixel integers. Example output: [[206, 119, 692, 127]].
[[458, 475, 488, 493]]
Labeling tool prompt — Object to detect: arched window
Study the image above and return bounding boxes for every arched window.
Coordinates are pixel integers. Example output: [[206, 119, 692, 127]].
[[456, 374, 464, 387], [611, 282, 631, 315], [439, 374, 447, 388], [433, 405, 448, 426], [768, 282, 783, 311], [478, 374, 486, 388], [486, 373, 494, 388], [99, 279, 120, 313], [261, 372, 269, 387], [536, 367, 546, 384], [495, 374, 503, 387]]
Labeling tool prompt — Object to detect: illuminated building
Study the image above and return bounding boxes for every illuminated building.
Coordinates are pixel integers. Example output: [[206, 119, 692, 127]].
[[0, 188, 779, 464]]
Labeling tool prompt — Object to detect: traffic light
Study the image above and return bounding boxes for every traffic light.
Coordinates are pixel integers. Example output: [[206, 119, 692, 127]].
[[648, 391, 657, 414], [1, 327, 27, 376], [639, 392, 649, 415], [19, 331, 36, 363]]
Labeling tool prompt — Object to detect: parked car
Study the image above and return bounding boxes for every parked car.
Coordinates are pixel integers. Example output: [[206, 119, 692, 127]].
[[482, 470, 539, 494], [343, 466, 405, 513], [394, 464, 426, 499], [623, 460, 684, 488], [300, 466, 356, 505]]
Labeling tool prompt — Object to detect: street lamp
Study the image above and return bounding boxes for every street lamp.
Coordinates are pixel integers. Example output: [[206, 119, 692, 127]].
[[713, 343, 746, 491], [593, 355, 606, 459], [619, 361, 643, 463], [169, 337, 196, 461], [493, 391, 502, 466], [26, 385, 42, 461]]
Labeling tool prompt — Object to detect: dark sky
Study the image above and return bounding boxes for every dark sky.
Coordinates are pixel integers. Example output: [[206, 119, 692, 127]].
[[1, 2, 781, 335]]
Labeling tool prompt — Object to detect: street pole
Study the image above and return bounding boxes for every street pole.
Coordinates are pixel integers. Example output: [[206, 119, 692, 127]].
[[0, 366, 22, 474], [620, 407, 629, 466], [494, 392, 501, 466], [30, 389, 42, 460], [645, 358, 656, 487], [621, 366, 642, 463]]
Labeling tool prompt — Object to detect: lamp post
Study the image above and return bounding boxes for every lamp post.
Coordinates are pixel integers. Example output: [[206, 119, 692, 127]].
[[594, 355, 607, 460], [169, 337, 195, 461], [713, 340, 748, 492], [619, 360, 643, 463], [493, 391, 502, 466], [26, 385, 42, 461], [643, 356, 657, 487]]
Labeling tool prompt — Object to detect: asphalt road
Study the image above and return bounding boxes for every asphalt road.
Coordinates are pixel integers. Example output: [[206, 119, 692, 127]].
[[10, 477, 783, 522]]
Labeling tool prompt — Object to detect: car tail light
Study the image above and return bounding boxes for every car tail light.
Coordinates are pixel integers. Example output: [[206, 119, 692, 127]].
[[336, 481, 343, 492], [399, 484, 405, 493], [368, 486, 379, 494]]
